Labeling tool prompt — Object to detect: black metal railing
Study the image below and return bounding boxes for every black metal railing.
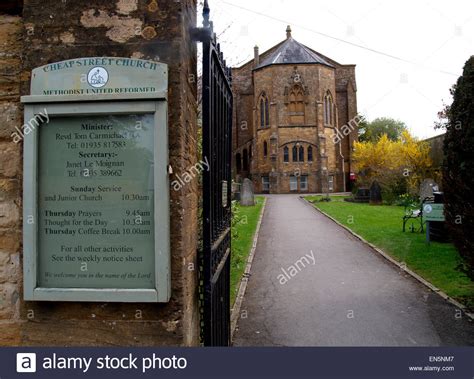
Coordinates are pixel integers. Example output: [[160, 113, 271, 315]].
[[195, 0, 233, 346]]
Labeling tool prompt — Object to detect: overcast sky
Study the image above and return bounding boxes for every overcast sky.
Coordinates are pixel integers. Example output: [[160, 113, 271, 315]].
[[200, 0, 473, 139]]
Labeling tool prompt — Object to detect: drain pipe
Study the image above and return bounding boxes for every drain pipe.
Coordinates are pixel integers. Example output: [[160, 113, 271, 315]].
[[335, 109, 346, 192], [339, 138, 346, 192]]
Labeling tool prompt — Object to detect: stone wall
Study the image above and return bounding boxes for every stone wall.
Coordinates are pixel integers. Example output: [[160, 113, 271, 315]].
[[0, 8, 23, 345], [0, 0, 200, 347], [335, 64, 358, 189], [424, 134, 445, 170]]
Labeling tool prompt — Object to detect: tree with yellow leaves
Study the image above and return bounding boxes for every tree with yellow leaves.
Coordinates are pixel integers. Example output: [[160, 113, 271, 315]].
[[353, 130, 433, 201], [399, 131, 433, 194]]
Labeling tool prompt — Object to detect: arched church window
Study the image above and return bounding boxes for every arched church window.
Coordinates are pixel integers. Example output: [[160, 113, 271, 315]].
[[289, 87, 305, 124], [265, 98, 270, 127], [259, 93, 270, 128], [308, 146, 313, 162], [299, 145, 304, 162], [283, 146, 289, 162], [236, 153, 242, 173], [324, 91, 333, 125], [243, 148, 248, 171], [292, 145, 298, 162], [263, 141, 268, 158]]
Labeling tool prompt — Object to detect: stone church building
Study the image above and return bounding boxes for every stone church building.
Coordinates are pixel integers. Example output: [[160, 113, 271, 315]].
[[232, 26, 358, 193]]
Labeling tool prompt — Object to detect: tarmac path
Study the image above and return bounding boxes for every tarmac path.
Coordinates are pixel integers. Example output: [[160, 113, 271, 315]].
[[233, 195, 474, 346]]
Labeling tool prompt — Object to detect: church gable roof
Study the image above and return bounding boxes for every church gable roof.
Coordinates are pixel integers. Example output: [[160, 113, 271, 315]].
[[256, 36, 334, 70]]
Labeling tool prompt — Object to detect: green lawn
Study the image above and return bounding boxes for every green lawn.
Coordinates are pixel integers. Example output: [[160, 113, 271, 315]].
[[305, 195, 474, 308], [231, 196, 265, 306]]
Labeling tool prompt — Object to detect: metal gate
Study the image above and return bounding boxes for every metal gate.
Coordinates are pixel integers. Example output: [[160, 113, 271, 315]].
[[195, 1, 233, 346]]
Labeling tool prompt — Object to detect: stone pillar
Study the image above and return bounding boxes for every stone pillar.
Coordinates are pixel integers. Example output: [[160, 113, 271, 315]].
[[0, 0, 200, 346], [0, 8, 23, 345]]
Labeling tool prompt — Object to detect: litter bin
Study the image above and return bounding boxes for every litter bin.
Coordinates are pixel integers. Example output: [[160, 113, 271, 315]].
[[426, 192, 450, 243]]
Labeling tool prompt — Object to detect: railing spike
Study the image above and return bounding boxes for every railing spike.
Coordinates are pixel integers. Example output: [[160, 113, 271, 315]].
[[203, 0, 210, 28]]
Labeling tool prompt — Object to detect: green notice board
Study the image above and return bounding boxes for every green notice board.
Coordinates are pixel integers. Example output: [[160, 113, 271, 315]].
[[38, 115, 155, 289], [423, 203, 445, 222], [22, 57, 170, 302]]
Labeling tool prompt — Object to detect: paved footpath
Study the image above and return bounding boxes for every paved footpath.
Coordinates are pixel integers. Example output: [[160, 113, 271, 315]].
[[233, 195, 474, 346]]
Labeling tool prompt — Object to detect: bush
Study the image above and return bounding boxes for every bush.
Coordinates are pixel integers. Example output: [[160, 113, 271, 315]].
[[395, 193, 419, 208], [353, 131, 433, 204], [442, 56, 474, 279], [382, 176, 409, 204]]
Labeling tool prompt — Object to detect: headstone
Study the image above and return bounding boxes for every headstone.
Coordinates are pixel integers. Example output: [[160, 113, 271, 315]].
[[344, 187, 369, 203], [232, 182, 241, 201], [240, 178, 255, 206], [369, 180, 383, 205], [356, 188, 370, 201], [419, 179, 438, 201]]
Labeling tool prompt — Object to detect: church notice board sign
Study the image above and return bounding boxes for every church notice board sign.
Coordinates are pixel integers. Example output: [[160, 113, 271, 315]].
[[423, 203, 445, 222], [21, 58, 170, 302]]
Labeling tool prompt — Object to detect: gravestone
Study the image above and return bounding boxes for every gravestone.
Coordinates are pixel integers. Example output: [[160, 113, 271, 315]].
[[369, 180, 383, 205], [232, 181, 241, 201], [345, 187, 370, 203], [419, 179, 438, 201], [240, 178, 255, 206]]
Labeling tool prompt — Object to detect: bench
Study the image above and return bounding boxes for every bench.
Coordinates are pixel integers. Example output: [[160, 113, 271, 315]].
[[402, 196, 434, 233]]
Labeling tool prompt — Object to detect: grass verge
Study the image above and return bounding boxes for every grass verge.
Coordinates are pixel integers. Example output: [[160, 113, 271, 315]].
[[231, 196, 265, 306]]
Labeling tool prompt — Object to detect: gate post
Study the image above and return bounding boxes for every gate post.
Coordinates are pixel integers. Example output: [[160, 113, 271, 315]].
[[0, 0, 200, 346]]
